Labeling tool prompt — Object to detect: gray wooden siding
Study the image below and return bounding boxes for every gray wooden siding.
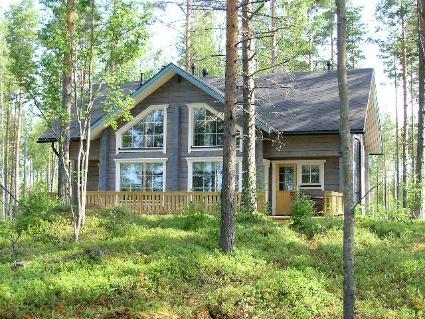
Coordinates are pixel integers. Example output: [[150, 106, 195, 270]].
[[87, 160, 99, 191], [97, 75, 242, 191], [65, 74, 370, 198], [263, 134, 341, 158]]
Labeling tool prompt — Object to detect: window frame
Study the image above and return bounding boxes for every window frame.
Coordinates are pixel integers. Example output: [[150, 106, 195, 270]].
[[296, 160, 325, 190], [187, 103, 242, 153], [115, 105, 168, 154], [299, 164, 321, 187], [186, 157, 242, 192], [115, 158, 167, 192]]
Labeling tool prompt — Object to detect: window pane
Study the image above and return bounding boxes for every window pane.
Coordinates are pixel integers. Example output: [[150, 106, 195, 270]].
[[120, 162, 163, 191], [192, 161, 228, 192], [302, 165, 310, 175], [311, 173, 320, 184], [192, 108, 225, 147], [311, 165, 320, 175], [122, 134, 132, 148], [121, 109, 164, 149], [301, 174, 310, 184]]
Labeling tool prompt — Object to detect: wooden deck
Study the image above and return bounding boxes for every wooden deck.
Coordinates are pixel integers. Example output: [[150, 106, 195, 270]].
[[48, 190, 343, 216], [50, 191, 267, 214]]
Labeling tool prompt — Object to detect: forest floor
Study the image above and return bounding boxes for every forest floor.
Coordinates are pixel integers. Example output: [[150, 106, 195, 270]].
[[0, 207, 424, 319]]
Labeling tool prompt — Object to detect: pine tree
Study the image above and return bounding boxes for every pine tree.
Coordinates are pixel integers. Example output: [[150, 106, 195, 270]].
[[220, 0, 238, 253]]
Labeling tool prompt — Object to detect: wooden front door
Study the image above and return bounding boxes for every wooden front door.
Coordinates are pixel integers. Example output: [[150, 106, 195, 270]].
[[276, 164, 297, 215]]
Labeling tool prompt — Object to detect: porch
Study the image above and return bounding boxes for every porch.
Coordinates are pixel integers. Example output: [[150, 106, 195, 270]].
[[49, 191, 343, 215]]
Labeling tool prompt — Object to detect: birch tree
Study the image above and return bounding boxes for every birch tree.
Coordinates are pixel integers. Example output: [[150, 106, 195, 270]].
[[5, 0, 38, 215], [336, 0, 356, 317], [220, 0, 238, 253]]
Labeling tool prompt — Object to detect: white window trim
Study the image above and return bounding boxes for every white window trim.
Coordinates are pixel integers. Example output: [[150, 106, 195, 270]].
[[114, 158, 168, 192], [186, 157, 242, 192], [271, 159, 326, 215], [187, 103, 242, 154], [115, 104, 168, 155], [298, 163, 324, 189]]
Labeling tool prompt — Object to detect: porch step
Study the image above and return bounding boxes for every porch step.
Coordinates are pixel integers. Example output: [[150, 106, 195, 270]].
[[271, 215, 292, 224]]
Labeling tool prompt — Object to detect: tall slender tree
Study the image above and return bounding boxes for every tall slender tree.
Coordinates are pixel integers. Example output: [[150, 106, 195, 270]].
[[5, 0, 38, 214], [415, 0, 425, 217], [220, 0, 238, 253], [336, 0, 356, 317], [242, 0, 257, 212], [58, 0, 75, 204]]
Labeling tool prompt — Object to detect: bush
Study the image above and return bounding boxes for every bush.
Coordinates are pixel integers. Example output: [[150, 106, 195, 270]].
[[97, 206, 136, 237], [182, 203, 209, 231], [291, 193, 316, 225]]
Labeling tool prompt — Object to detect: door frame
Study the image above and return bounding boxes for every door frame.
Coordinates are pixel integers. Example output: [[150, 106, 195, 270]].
[[271, 160, 326, 215]]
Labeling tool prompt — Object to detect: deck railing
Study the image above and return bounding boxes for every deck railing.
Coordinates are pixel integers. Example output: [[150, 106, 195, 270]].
[[49, 191, 267, 214], [323, 191, 344, 216]]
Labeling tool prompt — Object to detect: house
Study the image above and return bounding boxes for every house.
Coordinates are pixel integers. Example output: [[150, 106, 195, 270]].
[[38, 63, 382, 215]]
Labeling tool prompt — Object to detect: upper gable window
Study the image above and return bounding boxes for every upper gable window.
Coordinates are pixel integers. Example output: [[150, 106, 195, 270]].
[[193, 107, 224, 147], [121, 109, 164, 149]]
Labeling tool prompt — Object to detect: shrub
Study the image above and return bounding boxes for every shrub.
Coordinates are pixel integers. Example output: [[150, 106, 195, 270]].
[[291, 193, 316, 225], [182, 203, 209, 231], [97, 206, 135, 237]]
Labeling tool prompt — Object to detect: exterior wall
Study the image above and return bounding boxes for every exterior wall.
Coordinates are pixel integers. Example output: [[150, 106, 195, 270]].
[[96, 75, 244, 191], [263, 134, 341, 158], [68, 75, 370, 200]]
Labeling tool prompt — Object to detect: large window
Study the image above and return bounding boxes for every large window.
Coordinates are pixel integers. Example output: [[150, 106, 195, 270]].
[[300, 164, 321, 186], [190, 160, 240, 192], [121, 109, 164, 149], [119, 162, 164, 191], [193, 108, 224, 147]]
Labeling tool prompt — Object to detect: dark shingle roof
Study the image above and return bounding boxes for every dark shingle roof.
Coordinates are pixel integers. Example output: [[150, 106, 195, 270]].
[[38, 81, 141, 141], [38, 67, 374, 142], [201, 68, 374, 133]]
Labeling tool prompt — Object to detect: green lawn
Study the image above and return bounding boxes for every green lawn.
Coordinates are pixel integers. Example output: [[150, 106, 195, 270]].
[[0, 207, 424, 318]]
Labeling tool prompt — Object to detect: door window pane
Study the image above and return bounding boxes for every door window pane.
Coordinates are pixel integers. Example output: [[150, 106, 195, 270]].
[[279, 167, 295, 191]]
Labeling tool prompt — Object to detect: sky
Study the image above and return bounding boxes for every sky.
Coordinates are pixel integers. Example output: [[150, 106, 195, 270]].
[[0, 0, 402, 120]]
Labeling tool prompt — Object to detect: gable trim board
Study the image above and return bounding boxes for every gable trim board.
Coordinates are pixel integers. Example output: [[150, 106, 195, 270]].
[[115, 104, 169, 155], [88, 63, 272, 140], [187, 103, 243, 154], [271, 159, 326, 215], [114, 158, 168, 192]]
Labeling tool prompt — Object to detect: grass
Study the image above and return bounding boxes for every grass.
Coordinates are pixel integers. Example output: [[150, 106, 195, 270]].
[[0, 207, 424, 318]]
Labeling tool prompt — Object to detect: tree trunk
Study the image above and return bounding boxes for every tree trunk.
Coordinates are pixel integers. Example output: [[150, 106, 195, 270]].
[[3, 86, 10, 218], [415, 0, 425, 218], [242, 0, 257, 212], [220, 0, 238, 253], [11, 87, 23, 215], [401, 13, 409, 209], [59, 0, 75, 204], [0, 77, 4, 218], [271, 0, 276, 72], [185, 0, 192, 72], [394, 62, 400, 204], [336, 1, 356, 318]]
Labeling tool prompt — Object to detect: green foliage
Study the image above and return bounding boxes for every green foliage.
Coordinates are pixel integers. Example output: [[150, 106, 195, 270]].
[[291, 193, 316, 225], [4, 0, 38, 90], [182, 203, 210, 231], [0, 209, 424, 318]]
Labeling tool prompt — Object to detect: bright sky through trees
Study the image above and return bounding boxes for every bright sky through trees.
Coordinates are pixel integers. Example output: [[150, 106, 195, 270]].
[[0, 0, 402, 120]]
